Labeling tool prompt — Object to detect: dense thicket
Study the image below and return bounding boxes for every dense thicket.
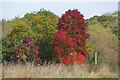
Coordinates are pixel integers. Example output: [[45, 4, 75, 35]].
[[2, 9, 59, 63]]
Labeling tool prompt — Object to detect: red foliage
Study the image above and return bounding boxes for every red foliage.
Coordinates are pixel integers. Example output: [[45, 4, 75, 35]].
[[53, 9, 89, 65], [12, 36, 42, 64]]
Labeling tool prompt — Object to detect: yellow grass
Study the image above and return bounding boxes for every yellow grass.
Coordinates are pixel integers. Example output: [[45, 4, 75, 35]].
[[1, 63, 118, 78]]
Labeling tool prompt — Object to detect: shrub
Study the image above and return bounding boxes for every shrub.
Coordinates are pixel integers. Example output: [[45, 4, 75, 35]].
[[86, 43, 95, 65], [2, 18, 30, 62], [12, 36, 42, 64], [53, 9, 89, 65], [24, 11, 59, 62], [86, 43, 95, 55]]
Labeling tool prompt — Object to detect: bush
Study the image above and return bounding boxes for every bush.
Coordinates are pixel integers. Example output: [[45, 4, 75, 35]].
[[2, 18, 30, 62], [86, 43, 95, 64], [11, 36, 42, 64], [24, 10, 59, 62]]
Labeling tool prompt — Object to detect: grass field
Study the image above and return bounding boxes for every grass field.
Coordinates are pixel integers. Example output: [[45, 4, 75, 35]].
[[1, 63, 118, 78]]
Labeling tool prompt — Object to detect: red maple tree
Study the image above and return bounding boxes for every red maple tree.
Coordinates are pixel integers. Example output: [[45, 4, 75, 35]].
[[53, 9, 89, 65]]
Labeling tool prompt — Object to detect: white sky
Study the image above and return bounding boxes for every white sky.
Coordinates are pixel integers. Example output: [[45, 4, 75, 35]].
[[0, 0, 119, 2], [0, 0, 119, 21]]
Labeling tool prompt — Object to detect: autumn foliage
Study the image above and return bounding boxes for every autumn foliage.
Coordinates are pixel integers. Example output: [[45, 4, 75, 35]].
[[2, 9, 59, 63], [12, 36, 42, 64], [53, 9, 89, 65]]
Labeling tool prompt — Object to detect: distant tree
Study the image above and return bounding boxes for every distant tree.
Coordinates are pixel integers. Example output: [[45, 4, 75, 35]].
[[87, 11, 118, 36]]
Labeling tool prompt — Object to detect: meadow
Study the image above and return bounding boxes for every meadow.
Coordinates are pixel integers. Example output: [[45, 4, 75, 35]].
[[1, 63, 118, 78]]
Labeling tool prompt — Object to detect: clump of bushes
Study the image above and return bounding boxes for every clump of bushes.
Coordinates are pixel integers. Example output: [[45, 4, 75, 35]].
[[12, 36, 42, 64], [2, 9, 59, 63]]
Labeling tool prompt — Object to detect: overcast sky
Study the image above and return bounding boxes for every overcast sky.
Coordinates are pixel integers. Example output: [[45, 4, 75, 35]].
[[0, 1, 118, 21]]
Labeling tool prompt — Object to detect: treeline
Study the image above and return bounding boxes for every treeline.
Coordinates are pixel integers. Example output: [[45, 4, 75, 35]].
[[86, 11, 118, 71], [1, 9, 118, 70], [86, 11, 118, 36]]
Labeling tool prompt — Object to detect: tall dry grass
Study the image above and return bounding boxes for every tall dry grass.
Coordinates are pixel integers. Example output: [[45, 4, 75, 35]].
[[2, 63, 118, 78]]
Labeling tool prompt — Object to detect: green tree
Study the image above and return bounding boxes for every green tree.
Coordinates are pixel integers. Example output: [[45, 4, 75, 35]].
[[2, 9, 59, 63]]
